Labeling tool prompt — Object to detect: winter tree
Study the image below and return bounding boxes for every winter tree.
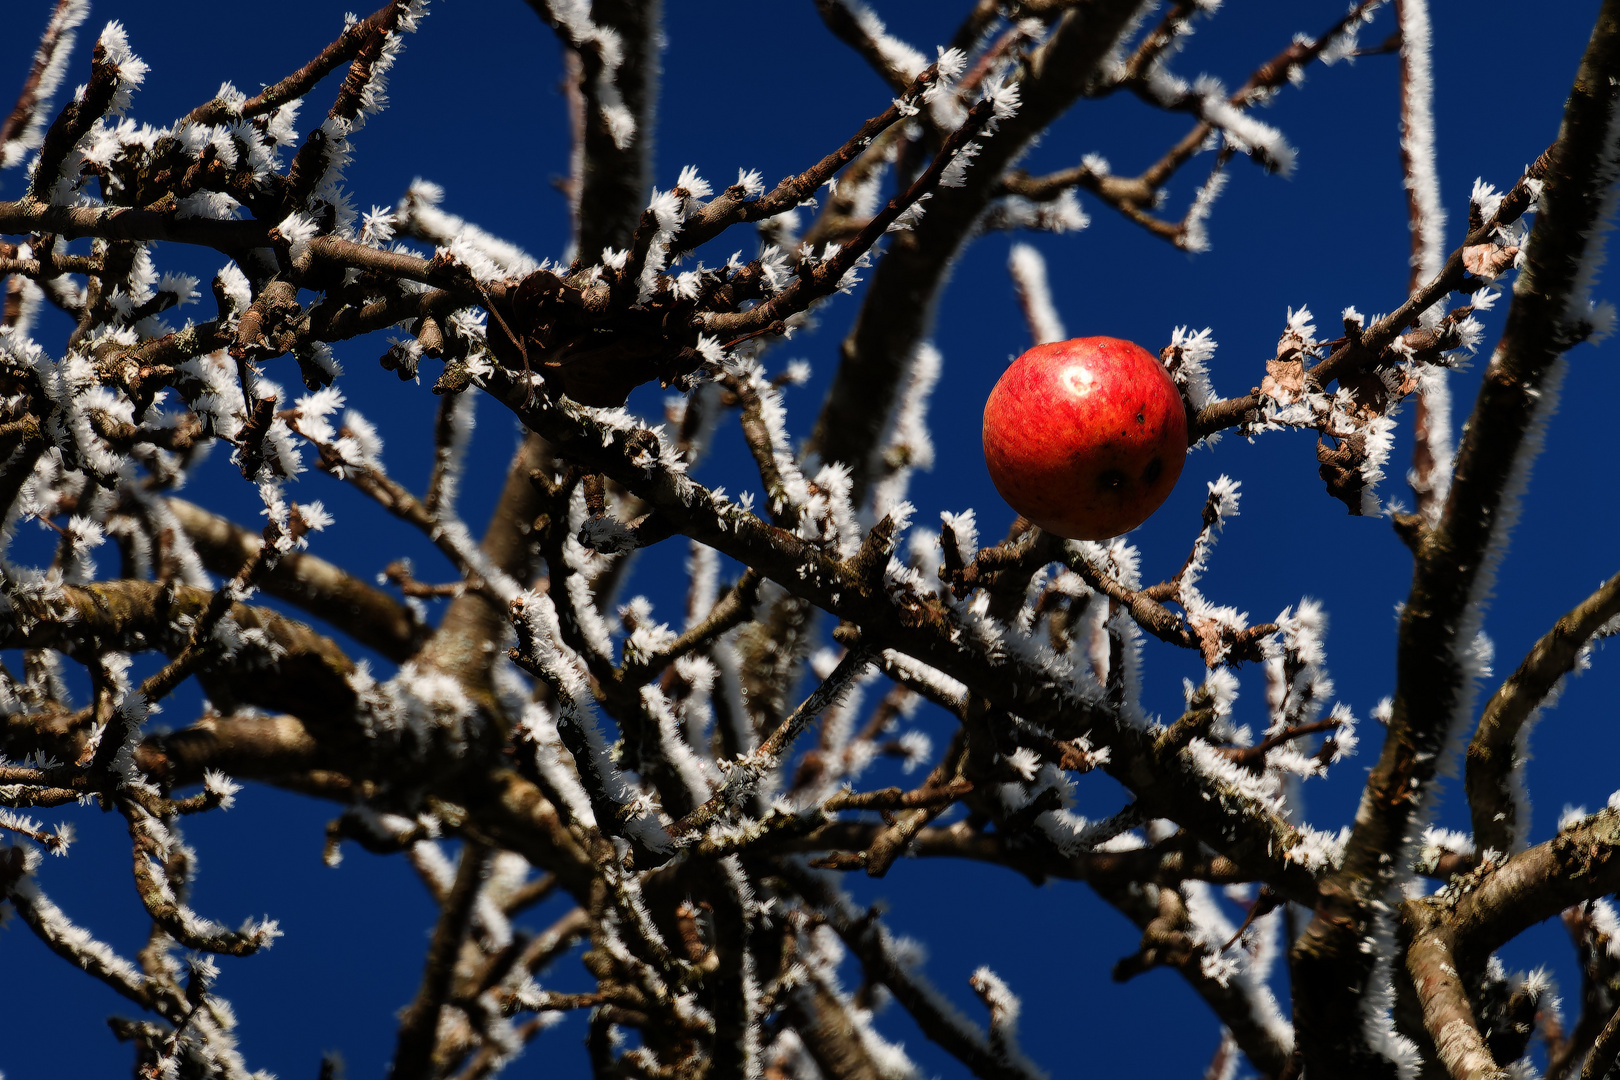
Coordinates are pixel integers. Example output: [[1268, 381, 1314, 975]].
[[2, 1, 1619, 1078]]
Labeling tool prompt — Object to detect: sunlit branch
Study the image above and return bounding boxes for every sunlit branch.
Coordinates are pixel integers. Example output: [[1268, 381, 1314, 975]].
[[1466, 569, 1620, 853]]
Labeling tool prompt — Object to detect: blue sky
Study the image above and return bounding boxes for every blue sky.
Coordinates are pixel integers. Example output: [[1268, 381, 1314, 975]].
[[2, 2, 1616, 1077]]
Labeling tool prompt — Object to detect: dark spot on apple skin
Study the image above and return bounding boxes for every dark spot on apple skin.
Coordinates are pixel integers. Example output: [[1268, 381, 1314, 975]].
[[1098, 468, 1128, 492], [1142, 457, 1163, 486], [1135, 410, 1145, 426]]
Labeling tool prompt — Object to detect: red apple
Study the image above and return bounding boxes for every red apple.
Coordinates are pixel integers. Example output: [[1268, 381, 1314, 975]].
[[982, 336, 1188, 540]]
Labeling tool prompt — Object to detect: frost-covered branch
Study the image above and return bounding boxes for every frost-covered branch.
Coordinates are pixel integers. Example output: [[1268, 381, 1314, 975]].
[[1007, 0, 1385, 250], [784, 861, 1047, 1080], [669, 647, 873, 840], [122, 797, 282, 956], [0, 0, 88, 170], [1007, 243, 1065, 345], [672, 56, 951, 257], [705, 89, 1010, 339], [2, 845, 160, 1011], [814, 0, 930, 94], [1296, 9, 1620, 1074], [1, 580, 359, 725], [1396, 0, 1454, 526], [616, 567, 761, 687], [167, 496, 425, 661], [1405, 809, 1620, 1080], [1466, 569, 1620, 854], [393, 842, 489, 1080], [185, 2, 408, 127], [525, 0, 659, 255], [1097, 877, 1292, 1077]]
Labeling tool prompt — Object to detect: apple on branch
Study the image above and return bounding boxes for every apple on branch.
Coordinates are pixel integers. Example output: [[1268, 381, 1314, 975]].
[[982, 336, 1189, 540]]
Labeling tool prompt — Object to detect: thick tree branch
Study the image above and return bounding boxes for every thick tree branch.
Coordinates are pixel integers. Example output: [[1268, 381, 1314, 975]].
[[1405, 809, 1620, 1080], [1467, 570, 1620, 854], [1296, 7, 1620, 1074], [393, 842, 490, 1080], [168, 497, 426, 662], [2, 580, 359, 729]]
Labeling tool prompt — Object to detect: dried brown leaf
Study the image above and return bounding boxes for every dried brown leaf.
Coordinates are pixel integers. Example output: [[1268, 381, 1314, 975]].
[[1261, 358, 1305, 403], [1462, 243, 1519, 278]]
